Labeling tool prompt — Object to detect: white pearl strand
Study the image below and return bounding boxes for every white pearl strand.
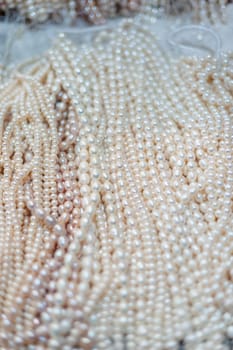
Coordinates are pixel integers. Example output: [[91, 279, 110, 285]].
[[0, 21, 233, 350]]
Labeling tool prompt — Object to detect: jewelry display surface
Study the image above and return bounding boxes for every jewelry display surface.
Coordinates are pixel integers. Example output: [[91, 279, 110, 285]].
[[0, 4, 233, 350]]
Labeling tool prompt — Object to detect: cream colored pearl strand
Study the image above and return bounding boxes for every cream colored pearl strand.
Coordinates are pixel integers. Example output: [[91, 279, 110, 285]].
[[0, 74, 60, 348], [47, 37, 129, 348], [121, 32, 188, 349], [158, 53, 233, 348], [25, 46, 100, 347], [141, 41, 232, 348]]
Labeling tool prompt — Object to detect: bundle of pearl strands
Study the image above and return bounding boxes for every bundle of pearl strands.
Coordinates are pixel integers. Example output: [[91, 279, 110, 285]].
[[0, 20, 233, 350], [0, 0, 140, 23], [0, 0, 230, 24]]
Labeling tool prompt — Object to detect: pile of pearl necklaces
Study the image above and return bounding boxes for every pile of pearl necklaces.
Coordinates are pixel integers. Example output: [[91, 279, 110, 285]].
[[0, 20, 233, 350], [0, 0, 140, 23], [0, 0, 230, 24]]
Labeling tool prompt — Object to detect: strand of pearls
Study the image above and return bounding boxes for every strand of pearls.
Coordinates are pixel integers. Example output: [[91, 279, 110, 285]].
[[0, 73, 61, 348], [0, 20, 233, 350]]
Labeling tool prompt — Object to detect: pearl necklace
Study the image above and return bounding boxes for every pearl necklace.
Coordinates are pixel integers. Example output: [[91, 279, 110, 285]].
[[0, 20, 233, 350]]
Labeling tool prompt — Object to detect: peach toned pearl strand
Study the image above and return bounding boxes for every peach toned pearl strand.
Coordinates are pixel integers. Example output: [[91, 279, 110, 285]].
[[0, 74, 60, 348]]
